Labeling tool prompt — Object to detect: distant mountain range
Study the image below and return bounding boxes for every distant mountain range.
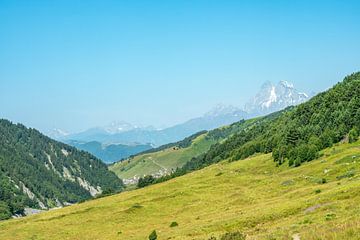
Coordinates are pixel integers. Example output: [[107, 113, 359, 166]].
[[67, 140, 153, 164], [49, 80, 312, 162]]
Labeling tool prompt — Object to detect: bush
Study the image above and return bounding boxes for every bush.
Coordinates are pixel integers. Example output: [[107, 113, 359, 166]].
[[0, 201, 12, 220], [349, 127, 359, 143], [138, 175, 156, 188], [169, 221, 178, 227], [148, 230, 157, 240]]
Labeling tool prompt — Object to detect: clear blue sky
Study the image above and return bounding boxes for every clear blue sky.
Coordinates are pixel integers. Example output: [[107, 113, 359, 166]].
[[0, 0, 359, 133]]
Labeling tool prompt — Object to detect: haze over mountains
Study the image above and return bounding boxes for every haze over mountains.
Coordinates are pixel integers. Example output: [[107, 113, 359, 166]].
[[50, 80, 311, 163], [1, 72, 359, 238]]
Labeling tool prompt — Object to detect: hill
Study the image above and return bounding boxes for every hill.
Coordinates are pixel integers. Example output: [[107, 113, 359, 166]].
[[1, 140, 360, 239], [59, 81, 309, 149], [154, 72, 360, 183], [67, 140, 153, 163], [0, 119, 123, 220], [109, 119, 261, 183], [60, 108, 248, 147], [109, 131, 214, 184]]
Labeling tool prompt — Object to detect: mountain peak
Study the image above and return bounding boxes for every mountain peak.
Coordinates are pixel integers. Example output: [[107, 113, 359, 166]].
[[104, 121, 135, 134], [279, 80, 294, 89], [260, 81, 273, 89], [244, 80, 310, 116]]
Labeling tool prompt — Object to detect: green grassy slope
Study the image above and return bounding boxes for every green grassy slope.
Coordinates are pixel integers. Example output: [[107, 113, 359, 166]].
[[2, 140, 360, 239], [109, 118, 261, 181], [109, 133, 216, 180], [162, 72, 360, 183]]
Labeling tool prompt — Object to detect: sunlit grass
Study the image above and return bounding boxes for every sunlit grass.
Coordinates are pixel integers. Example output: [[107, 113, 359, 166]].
[[1, 141, 360, 239], [109, 133, 215, 179]]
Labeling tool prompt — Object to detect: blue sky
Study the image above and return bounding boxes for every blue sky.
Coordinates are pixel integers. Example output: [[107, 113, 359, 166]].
[[0, 0, 359, 133]]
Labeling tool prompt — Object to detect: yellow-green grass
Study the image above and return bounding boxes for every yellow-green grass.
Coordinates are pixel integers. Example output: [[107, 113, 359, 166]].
[[109, 133, 215, 179], [1, 141, 360, 239]]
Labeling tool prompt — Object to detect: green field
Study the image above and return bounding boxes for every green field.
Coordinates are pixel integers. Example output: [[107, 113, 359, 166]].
[[109, 133, 216, 180], [2, 140, 360, 239], [109, 118, 262, 182]]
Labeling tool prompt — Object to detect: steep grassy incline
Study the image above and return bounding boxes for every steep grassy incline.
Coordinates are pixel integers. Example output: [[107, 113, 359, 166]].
[[2, 140, 360, 239]]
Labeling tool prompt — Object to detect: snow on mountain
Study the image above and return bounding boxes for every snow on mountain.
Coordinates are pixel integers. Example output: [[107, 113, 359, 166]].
[[103, 121, 137, 134], [53, 80, 312, 155], [244, 80, 310, 116]]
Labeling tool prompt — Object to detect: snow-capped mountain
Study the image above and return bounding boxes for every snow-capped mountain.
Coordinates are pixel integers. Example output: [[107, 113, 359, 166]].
[[103, 121, 137, 134], [52, 80, 313, 163], [244, 80, 310, 116]]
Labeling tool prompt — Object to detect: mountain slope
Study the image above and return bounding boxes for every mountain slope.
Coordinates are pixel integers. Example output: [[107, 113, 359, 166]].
[[61, 80, 308, 150], [1, 140, 360, 239], [109, 119, 261, 183], [0, 119, 123, 219], [109, 131, 215, 184], [62, 107, 248, 147], [67, 140, 153, 163], [167, 72, 360, 178], [245, 80, 310, 116]]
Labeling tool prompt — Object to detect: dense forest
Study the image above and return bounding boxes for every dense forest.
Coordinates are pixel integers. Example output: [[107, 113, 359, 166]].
[[140, 72, 360, 187], [0, 120, 124, 220]]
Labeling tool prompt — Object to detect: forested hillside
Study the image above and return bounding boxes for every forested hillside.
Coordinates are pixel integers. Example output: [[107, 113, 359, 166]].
[[150, 72, 360, 184], [0, 120, 123, 220], [3, 139, 360, 239]]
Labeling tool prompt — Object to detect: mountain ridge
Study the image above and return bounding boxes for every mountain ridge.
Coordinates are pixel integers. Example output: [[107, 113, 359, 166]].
[[56, 80, 310, 149], [0, 119, 123, 220]]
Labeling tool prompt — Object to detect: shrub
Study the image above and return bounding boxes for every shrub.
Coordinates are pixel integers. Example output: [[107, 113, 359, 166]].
[[138, 175, 156, 188], [325, 213, 336, 221], [0, 201, 12, 220], [170, 221, 178, 227], [349, 127, 359, 143], [148, 230, 157, 240]]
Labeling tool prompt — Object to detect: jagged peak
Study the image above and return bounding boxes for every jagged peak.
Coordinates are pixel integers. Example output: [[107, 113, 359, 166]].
[[278, 80, 294, 89]]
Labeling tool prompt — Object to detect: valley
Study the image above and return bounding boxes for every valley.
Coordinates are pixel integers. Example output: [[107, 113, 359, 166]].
[[109, 132, 215, 184], [1, 2, 359, 239], [1, 140, 360, 239]]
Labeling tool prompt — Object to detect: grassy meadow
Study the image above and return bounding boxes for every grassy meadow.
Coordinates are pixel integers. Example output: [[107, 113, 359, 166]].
[[109, 133, 215, 180], [1, 141, 360, 239]]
